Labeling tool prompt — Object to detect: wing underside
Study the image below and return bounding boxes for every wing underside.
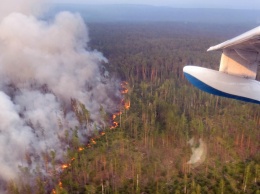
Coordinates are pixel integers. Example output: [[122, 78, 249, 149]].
[[208, 26, 260, 79]]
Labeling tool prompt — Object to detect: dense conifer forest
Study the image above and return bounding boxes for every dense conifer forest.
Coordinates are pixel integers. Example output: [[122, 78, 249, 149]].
[[7, 22, 260, 193]]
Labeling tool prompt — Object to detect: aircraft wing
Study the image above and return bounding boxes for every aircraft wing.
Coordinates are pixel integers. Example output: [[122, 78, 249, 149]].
[[207, 26, 260, 79], [183, 26, 260, 104]]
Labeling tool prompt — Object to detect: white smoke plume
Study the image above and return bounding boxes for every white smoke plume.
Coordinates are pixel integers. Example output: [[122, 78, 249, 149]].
[[0, 0, 120, 190]]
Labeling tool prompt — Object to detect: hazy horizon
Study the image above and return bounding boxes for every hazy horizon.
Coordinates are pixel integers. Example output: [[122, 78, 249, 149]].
[[53, 0, 260, 10], [50, 4, 260, 24]]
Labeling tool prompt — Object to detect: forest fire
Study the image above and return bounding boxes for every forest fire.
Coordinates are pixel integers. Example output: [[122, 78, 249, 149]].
[[112, 114, 117, 120], [61, 164, 69, 169], [110, 81, 130, 129], [110, 112, 121, 129], [110, 121, 119, 129], [91, 138, 97, 144], [78, 147, 84, 151], [124, 100, 131, 110], [52, 181, 63, 193], [59, 81, 130, 175], [121, 81, 129, 94], [0, 0, 126, 191]]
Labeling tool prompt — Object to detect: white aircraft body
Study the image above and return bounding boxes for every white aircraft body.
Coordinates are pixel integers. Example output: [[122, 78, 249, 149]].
[[183, 26, 260, 104]]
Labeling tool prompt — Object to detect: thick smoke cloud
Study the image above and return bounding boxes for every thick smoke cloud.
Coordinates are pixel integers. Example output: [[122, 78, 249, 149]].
[[0, 0, 120, 187]]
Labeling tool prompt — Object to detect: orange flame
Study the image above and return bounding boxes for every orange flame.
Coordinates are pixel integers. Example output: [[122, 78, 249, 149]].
[[120, 82, 129, 94], [61, 164, 69, 169], [110, 121, 119, 130], [59, 181, 63, 188], [78, 147, 84, 151], [121, 88, 128, 94], [109, 81, 130, 130], [91, 139, 97, 144], [112, 114, 117, 120], [124, 100, 130, 110]]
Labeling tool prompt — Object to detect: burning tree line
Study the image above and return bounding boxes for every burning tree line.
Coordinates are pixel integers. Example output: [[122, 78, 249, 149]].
[[50, 81, 131, 192], [5, 79, 130, 193]]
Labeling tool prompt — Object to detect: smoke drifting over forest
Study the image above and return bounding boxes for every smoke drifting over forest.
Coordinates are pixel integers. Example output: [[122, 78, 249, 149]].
[[0, 0, 120, 188]]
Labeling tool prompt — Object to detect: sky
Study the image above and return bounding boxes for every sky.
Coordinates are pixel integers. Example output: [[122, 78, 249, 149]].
[[53, 0, 260, 10]]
